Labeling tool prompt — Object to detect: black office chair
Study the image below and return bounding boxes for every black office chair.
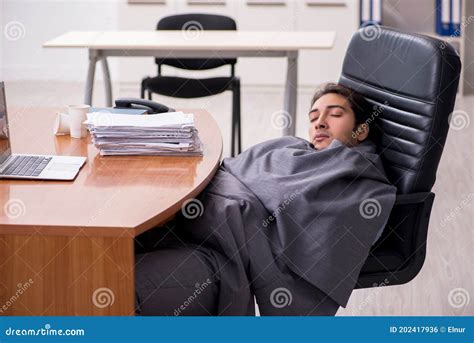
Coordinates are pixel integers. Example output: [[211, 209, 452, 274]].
[[141, 13, 241, 157], [339, 27, 462, 289]]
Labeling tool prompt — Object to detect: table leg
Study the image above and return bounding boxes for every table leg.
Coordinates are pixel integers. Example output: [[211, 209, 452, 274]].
[[0, 234, 135, 315], [283, 51, 298, 136], [101, 57, 113, 107], [84, 50, 99, 106]]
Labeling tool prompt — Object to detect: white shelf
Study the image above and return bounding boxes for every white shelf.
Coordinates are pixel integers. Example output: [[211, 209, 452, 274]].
[[380, 0, 472, 95]]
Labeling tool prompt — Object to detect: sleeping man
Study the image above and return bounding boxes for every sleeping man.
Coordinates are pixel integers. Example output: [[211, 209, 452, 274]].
[[134, 83, 397, 316]]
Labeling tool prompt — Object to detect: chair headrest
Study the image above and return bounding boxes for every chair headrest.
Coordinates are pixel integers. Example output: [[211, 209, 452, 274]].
[[339, 26, 461, 194]]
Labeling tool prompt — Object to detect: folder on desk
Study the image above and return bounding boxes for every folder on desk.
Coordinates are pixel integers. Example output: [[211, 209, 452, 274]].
[[360, 0, 383, 26], [84, 112, 203, 156], [436, 0, 462, 36], [90, 107, 147, 115]]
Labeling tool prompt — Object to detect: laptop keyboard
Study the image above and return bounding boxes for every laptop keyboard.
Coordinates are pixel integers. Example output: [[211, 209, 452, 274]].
[[1, 155, 52, 177]]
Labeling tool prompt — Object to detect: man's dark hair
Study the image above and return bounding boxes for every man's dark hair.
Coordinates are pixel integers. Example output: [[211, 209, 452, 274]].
[[310, 83, 371, 127]]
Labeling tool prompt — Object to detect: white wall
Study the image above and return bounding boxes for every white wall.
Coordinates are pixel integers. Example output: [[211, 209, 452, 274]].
[[1, 0, 119, 82], [383, 0, 436, 32], [1, 0, 359, 88], [115, 0, 358, 87]]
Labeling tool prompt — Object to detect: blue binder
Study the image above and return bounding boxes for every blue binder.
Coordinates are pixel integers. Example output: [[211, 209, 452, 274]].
[[360, 0, 383, 27], [436, 0, 462, 36]]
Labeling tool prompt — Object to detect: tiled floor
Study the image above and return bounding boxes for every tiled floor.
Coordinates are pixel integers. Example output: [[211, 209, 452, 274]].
[[4, 81, 473, 316]]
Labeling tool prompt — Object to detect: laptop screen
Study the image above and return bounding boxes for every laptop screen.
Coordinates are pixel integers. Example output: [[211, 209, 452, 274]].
[[0, 82, 12, 165]]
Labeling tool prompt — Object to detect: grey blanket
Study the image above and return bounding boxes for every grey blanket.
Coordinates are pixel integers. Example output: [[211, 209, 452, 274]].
[[177, 136, 397, 315]]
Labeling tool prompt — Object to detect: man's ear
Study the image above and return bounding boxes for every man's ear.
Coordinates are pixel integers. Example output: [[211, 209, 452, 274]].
[[355, 123, 369, 142]]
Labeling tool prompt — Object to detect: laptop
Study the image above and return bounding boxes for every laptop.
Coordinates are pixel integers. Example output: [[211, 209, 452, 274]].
[[0, 82, 86, 180]]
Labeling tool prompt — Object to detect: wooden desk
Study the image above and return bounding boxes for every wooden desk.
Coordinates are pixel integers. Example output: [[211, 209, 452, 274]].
[[0, 107, 222, 315], [43, 30, 336, 136]]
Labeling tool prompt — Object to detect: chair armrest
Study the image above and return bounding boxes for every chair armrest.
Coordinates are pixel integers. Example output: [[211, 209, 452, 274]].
[[379, 191, 435, 260], [394, 192, 435, 206]]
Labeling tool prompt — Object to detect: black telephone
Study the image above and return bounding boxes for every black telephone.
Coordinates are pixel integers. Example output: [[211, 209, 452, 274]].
[[114, 97, 174, 114]]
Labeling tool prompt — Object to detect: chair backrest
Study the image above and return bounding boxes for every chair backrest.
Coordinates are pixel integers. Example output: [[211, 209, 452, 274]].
[[156, 13, 237, 71], [339, 26, 461, 194]]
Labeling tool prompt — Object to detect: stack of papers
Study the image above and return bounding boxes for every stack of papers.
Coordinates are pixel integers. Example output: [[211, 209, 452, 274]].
[[84, 111, 203, 156]]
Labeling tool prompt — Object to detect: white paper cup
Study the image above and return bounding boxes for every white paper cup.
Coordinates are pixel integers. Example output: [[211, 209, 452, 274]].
[[69, 113, 88, 139], [68, 104, 90, 117], [53, 112, 70, 135]]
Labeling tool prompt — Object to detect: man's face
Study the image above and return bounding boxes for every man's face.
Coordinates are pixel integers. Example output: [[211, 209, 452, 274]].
[[308, 93, 366, 150]]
